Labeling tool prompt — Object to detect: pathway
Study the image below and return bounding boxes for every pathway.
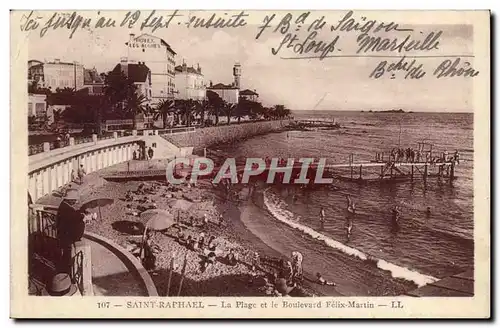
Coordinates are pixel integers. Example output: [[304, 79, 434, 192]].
[[86, 237, 148, 296]]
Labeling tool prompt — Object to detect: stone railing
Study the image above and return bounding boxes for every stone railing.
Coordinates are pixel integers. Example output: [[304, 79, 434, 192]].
[[29, 127, 196, 157]]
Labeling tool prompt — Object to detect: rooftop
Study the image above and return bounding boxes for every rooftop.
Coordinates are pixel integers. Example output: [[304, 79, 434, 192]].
[[174, 65, 203, 76], [240, 89, 259, 96], [112, 62, 151, 83], [207, 83, 238, 90]]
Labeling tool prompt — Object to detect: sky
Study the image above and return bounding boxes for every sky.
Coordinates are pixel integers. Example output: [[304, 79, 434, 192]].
[[23, 10, 475, 112]]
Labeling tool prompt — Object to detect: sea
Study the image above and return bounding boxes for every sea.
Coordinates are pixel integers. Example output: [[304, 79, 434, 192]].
[[214, 110, 474, 295]]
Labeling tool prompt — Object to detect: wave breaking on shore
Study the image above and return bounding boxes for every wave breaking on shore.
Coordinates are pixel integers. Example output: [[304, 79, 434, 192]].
[[262, 189, 439, 288]]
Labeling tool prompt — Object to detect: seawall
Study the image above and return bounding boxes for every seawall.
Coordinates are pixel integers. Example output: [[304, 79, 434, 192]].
[[162, 120, 287, 152]]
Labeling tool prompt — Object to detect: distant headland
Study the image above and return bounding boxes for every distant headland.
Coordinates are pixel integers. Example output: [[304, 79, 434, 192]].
[[361, 109, 411, 113]]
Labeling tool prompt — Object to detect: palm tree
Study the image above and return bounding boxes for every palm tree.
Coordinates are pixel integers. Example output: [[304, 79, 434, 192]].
[[176, 99, 197, 127], [125, 91, 148, 129], [206, 90, 223, 125], [223, 102, 237, 125], [195, 99, 210, 127], [153, 99, 176, 128]]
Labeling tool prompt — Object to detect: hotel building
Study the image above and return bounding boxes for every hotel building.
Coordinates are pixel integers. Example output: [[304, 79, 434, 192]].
[[125, 33, 176, 104]]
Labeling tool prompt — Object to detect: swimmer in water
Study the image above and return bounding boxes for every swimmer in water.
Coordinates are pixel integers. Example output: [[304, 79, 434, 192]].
[[345, 195, 355, 240], [391, 205, 401, 226], [319, 207, 326, 230], [426, 206, 431, 218]]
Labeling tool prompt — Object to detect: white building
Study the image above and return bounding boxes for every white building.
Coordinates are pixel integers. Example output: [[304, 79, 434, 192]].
[[175, 62, 206, 101], [125, 33, 176, 103], [206, 83, 239, 104], [206, 63, 242, 104], [28, 59, 84, 91]]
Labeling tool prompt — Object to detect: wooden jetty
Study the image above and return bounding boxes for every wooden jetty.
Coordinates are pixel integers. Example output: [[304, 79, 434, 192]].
[[405, 270, 474, 297], [102, 143, 460, 186]]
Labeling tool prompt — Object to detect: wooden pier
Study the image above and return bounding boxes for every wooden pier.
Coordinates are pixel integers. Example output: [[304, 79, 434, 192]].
[[101, 144, 460, 186]]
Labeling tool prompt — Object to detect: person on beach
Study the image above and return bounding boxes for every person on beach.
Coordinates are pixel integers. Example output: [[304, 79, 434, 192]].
[[177, 228, 186, 245], [191, 236, 200, 251], [319, 207, 326, 230], [291, 252, 303, 282], [198, 233, 206, 249], [225, 248, 238, 266], [202, 213, 209, 228], [251, 252, 261, 273], [71, 169, 78, 183], [77, 164, 86, 184], [186, 235, 193, 250], [454, 150, 460, 164], [218, 213, 224, 227], [189, 216, 195, 227], [201, 237, 217, 273], [148, 147, 154, 160], [316, 273, 336, 286]]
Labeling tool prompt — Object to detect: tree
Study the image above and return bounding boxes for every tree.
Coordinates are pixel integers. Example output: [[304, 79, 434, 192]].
[[206, 90, 223, 125], [103, 69, 136, 113], [176, 99, 197, 127], [195, 98, 210, 127], [222, 102, 237, 125], [125, 91, 148, 129], [153, 99, 176, 128], [273, 104, 291, 119]]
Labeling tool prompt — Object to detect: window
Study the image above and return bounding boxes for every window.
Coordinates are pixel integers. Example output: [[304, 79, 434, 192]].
[[28, 103, 33, 116], [152, 143, 157, 148]]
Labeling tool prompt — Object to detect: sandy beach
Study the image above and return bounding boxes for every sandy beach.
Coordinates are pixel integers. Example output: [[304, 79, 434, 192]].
[[38, 161, 323, 296]]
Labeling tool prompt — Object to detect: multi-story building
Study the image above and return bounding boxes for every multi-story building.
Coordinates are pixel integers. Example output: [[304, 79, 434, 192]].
[[174, 62, 206, 101], [83, 68, 105, 95], [125, 33, 176, 103], [28, 59, 84, 91], [112, 60, 152, 102]]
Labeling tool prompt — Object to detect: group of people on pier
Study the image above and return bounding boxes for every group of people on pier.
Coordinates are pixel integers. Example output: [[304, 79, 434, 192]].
[[377, 147, 460, 165]]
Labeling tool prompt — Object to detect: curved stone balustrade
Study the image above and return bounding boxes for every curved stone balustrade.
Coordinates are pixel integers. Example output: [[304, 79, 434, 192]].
[[28, 127, 196, 202]]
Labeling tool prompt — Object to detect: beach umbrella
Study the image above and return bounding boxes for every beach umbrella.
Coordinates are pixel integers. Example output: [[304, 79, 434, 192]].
[[79, 198, 114, 220], [167, 199, 193, 211], [143, 210, 176, 231], [139, 210, 175, 259], [140, 209, 170, 222]]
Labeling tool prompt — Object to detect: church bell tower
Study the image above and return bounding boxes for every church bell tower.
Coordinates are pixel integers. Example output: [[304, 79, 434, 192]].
[[233, 62, 241, 89]]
